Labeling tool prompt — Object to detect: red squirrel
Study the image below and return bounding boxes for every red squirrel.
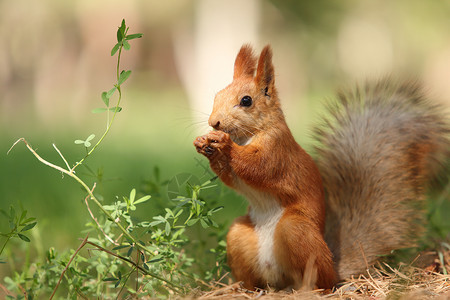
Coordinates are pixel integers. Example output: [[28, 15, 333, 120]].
[[194, 44, 450, 290]]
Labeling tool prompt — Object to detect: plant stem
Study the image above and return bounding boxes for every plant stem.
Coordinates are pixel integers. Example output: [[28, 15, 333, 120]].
[[10, 138, 153, 255], [86, 241, 182, 291], [0, 235, 12, 257], [70, 28, 128, 173], [50, 234, 89, 300]]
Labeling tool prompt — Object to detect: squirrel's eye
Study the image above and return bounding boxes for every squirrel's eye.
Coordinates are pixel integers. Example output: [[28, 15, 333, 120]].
[[240, 96, 253, 107]]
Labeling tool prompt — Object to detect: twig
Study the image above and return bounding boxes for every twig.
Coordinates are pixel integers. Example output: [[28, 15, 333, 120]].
[[85, 240, 183, 291], [53, 143, 71, 171], [50, 234, 89, 300], [84, 183, 118, 245], [9, 138, 153, 255], [0, 283, 15, 298]]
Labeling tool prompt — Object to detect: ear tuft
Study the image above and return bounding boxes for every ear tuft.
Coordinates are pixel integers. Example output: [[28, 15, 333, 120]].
[[233, 44, 257, 79], [255, 45, 275, 95]]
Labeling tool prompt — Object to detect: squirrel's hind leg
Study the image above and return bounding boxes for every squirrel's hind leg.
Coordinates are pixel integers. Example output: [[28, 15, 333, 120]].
[[226, 215, 264, 289]]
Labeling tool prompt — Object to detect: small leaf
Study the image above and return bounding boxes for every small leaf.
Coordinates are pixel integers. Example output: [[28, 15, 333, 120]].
[[109, 107, 122, 113], [84, 141, 91, 148], [101, 92, 109, 106], [74, 140, 85, 145], [133, 195, 151, 205], [200, 218, 209, 229], [19, 210, 27, 223], [21, 222, 37, 232], [165, 222, 171, 236], [148, 255, 164, 263], [154, 166, 160, 182], [86, 134, 95, 142], [111, 43, 120, 56], [103, 277, 117, 282], [112, 245, 129, 251], [123, 41, 131, 51], [149, 220, 164, 227], [125, 33, 143, 41], [186, 218, 198, 226], [129, 189, 136, 203], [18, 233, 30, 242], [114, 279, 121, 288], [118, 70, 131, 85], [106, 86, 117, 99], [120, 19, 126, 33], [92, 107, 108, 114], [127, 246, 134, 257]]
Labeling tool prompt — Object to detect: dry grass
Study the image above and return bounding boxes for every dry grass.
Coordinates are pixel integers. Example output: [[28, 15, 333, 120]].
[[195, 248, 450, 300]]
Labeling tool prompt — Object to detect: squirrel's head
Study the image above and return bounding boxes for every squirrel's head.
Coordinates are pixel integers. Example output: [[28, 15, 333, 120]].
[[209, 44, 283, 145]]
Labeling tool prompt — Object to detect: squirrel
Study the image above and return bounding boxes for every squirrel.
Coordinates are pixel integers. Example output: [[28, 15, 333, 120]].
[[193, 44, 450, 290]]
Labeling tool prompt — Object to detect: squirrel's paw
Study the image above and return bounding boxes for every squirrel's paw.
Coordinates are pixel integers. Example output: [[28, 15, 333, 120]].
[[194, 131, 231, 157]]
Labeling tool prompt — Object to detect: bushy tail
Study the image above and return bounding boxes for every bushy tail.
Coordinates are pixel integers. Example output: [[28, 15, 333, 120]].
[[313, 80, 450, 280]]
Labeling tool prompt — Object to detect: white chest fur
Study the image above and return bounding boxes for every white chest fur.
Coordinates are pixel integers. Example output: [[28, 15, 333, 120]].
[[235, 178, 285, 285]]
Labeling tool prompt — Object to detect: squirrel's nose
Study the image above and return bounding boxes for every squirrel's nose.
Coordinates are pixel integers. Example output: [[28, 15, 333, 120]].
[[209, 116, 221, 130], [210, 120, 220, 130]]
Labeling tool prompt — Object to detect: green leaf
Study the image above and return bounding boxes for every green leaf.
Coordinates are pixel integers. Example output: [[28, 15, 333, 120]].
[[164, 222, 171, 236], [117, 29, 123, 43], [19, 210, 27, 223], [125, 33, 143, 41], [111, 43, 120, 56], [9, 206, 15, 221], [21, 222, 37, 232], [114, 279, 121, 288], [118, 70, 131, 85], [102, 205, 116, 211], [74, 140, 85, 145], [117, 20, 125, 42], [148, 255, 163, 263], [200, 218, 209, 229], [133, 195, 151, 206], [86, 134, 95, 142], [127, 246, 134, 257], [109, 107, 122, 113], [106, 86, 117, 99], [123, 40, 131, 51], [129, 189, 136, 203], [101, 91, 109, 106], [112, 245, 129, 251], [18, 233, 30, 242], [84, 141, 91, 148], [149, 220, 164, 227], [92, 107, 108, 114], [186, 218, 198, 226], [103, 277, 117, 282], [210, 206, 224, 214]]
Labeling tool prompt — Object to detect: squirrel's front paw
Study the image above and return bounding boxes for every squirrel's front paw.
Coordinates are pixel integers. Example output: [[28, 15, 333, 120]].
[[194, 131, 231, 157]]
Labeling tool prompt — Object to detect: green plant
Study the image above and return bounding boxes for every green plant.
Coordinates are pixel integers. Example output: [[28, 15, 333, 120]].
[[0, 206, 37, 257], [4, 19, 228, 299]]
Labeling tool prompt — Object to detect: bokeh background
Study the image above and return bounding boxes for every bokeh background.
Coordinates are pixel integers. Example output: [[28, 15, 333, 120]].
[[1, 0, 450, 280]]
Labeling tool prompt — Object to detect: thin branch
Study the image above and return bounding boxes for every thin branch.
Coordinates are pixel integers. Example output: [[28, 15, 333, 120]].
[[85, 240, 183, 292], [50, 234, 89, 300], [53, 143, 71, 171], [84, 183, 118, 245], [9, 138, 153, 255]]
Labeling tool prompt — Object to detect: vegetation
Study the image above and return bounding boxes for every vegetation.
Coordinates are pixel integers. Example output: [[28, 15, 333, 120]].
[[2, 20, 228, 299]]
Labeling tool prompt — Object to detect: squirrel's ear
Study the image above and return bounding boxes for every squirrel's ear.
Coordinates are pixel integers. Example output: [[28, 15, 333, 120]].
[[255, 45, 275, 97], [233, 44, 257, 79]]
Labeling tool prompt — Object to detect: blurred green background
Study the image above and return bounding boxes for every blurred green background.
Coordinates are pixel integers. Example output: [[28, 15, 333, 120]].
[[1, 0, 450, 281]]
